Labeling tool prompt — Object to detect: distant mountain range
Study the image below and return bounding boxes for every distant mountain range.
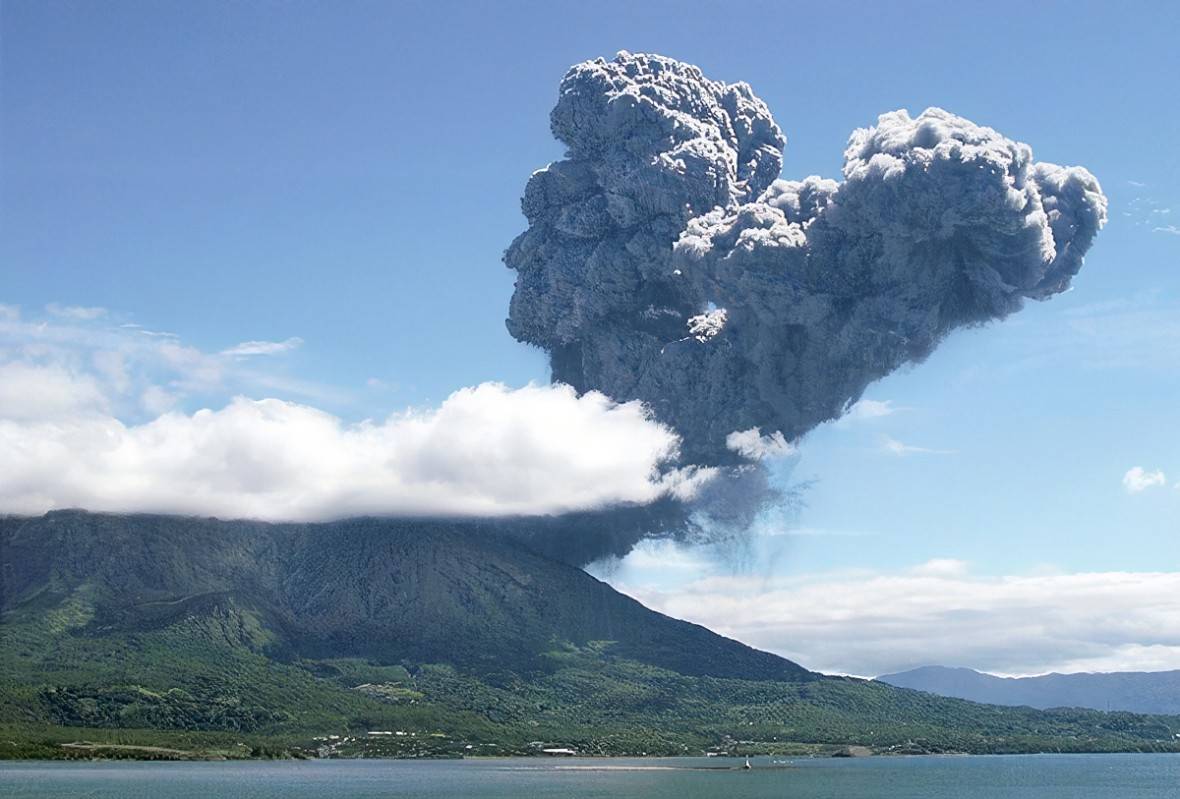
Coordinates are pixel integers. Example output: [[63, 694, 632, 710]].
[[876, 666, 1180, 715], [3, 511, 1179, 759]]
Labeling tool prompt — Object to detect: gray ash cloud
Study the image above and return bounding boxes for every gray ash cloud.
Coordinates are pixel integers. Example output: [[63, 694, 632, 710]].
[[506, 52, 1107, 462], [504, 51, 1106, 560]]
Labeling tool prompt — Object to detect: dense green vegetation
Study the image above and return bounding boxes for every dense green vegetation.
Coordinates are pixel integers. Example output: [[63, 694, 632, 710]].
[[4, 511, 1180, 760]]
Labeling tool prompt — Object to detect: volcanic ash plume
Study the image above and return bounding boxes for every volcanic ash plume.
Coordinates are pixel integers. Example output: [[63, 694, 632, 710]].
[[505, 51, 1107, 466]]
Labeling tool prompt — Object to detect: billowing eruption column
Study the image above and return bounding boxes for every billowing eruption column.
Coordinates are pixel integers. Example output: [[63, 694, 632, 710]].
[[506, 51, 1107, 468]]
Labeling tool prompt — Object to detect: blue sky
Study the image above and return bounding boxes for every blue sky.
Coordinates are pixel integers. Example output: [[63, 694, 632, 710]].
[[3, 1, 1178, 673]]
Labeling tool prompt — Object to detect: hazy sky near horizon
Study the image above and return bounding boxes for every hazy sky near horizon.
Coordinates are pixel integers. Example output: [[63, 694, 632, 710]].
[[3, 0, 1179, 675]]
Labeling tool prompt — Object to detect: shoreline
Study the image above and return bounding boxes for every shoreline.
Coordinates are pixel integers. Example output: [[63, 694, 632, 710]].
[[5, 747, 1180, 764]]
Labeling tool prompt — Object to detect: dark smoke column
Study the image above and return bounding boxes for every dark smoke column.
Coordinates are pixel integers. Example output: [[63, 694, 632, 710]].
[[506, 51, 1107, 465]]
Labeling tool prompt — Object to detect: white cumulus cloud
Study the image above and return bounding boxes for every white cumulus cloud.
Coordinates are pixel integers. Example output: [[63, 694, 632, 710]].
[[1123, 466, 1166, 493], [0, 307, 711, 521], [725, 427, 795, 460], [0, 379, 707, 522], [0, 361, 108, 421]]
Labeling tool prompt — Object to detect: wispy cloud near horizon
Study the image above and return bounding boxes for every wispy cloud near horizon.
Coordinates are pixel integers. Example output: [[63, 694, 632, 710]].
[[611, 559, 1180, 677]]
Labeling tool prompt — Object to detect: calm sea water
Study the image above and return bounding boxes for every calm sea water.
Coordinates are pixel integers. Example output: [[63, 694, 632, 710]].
[[2, 754, 1178, 798]]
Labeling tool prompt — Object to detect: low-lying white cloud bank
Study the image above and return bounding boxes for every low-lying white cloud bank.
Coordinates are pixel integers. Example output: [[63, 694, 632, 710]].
[[0, 307, 709, 521], [0, 381, 707, 521], [608, 548, 1180, 677]]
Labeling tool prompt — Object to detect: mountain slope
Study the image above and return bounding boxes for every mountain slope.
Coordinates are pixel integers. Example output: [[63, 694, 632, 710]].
[[1, 510, 810, 681], [3, 511, 1180, 758], [877, 666, 1180, 715]]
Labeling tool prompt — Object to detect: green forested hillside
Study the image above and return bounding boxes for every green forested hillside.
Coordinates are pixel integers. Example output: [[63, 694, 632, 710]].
[[2, 511, 1179, 759]]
